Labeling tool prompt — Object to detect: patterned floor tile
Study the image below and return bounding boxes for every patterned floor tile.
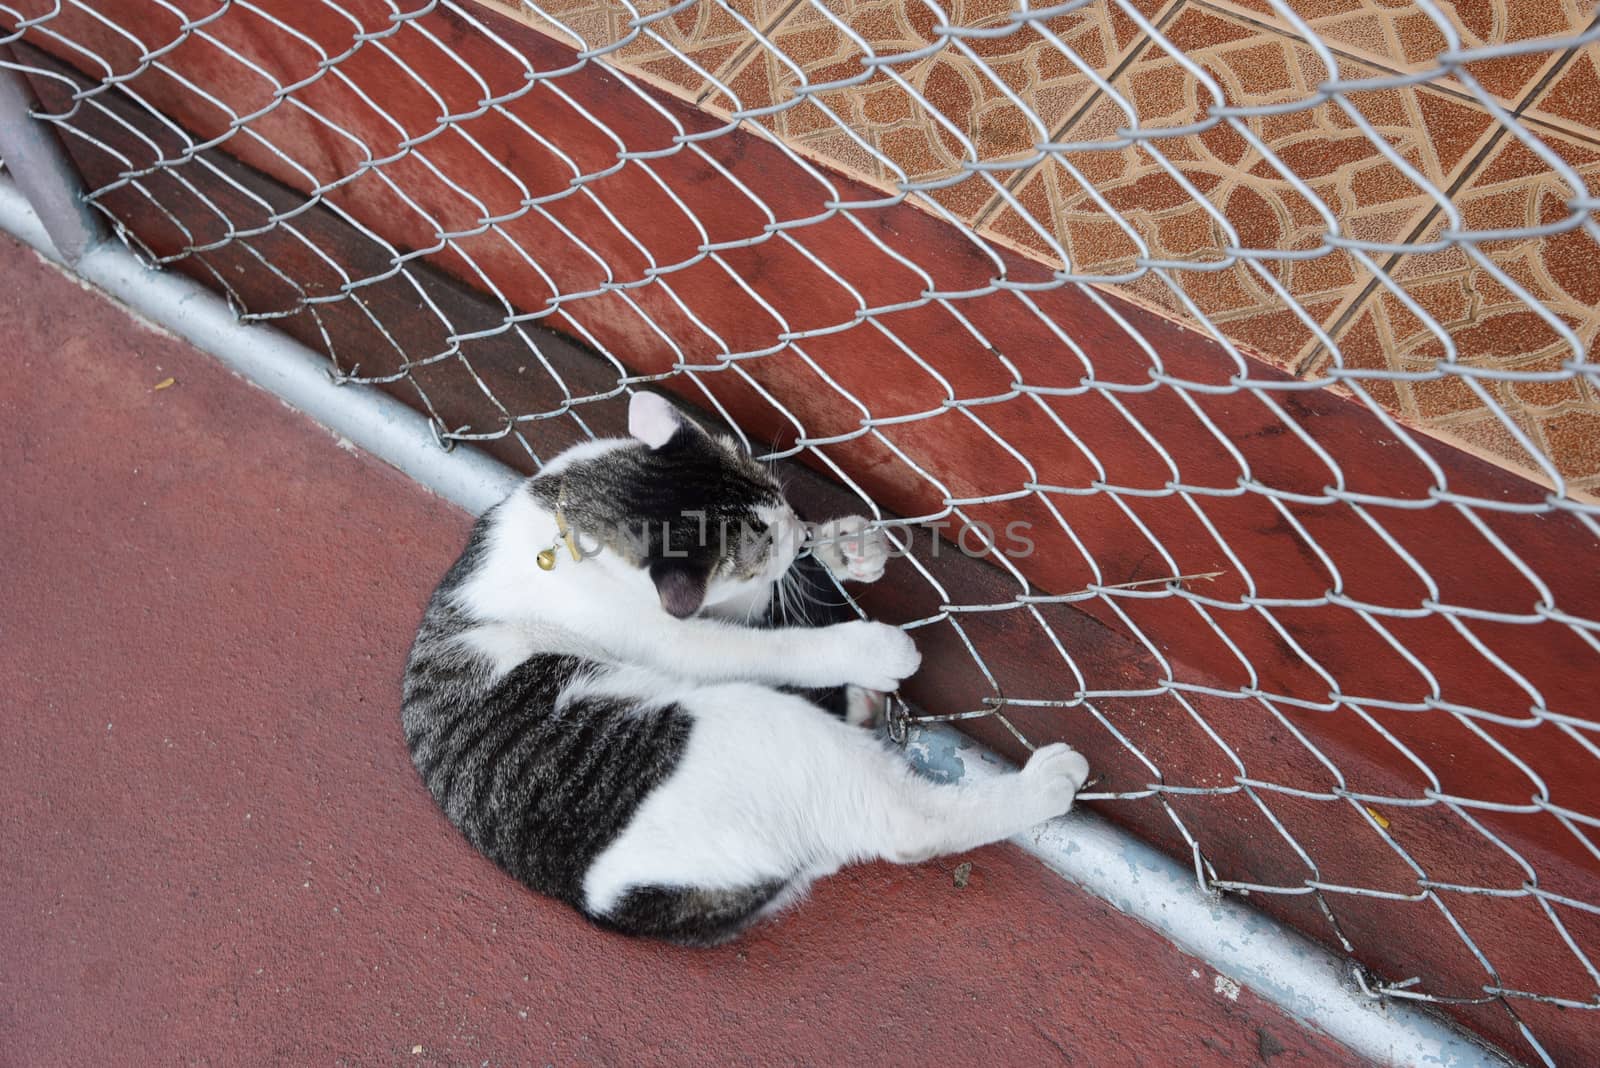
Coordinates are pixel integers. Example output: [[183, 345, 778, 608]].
[[1521, 40, 1600, 145], [707, 0, 1177, 220], [1198, 0, 1594, 107], [1305, 123, 1600, 492], [981, 2, 1499, 370], [478, 0, 789, 98], [478, 0, 1598, 487]]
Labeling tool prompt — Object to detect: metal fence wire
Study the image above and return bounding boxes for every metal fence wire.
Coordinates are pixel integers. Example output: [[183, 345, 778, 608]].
[[3, 0, 1599, 1063]]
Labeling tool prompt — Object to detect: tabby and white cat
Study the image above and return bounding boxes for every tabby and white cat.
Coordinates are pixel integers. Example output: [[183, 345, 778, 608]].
[[402, 392, 1090, 945]]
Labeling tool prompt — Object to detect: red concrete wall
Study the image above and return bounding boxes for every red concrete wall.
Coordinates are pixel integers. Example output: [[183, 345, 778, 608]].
[[10, 1, 1596, 1060]]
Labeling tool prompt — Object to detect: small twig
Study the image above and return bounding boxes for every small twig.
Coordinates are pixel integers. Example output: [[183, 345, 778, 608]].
[[1102, 569, 1226, 591]]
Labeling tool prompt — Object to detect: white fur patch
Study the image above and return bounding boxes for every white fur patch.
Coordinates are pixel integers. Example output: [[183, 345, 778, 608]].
[[628, 391, 680, 448], [453, 438, 1088, 933]]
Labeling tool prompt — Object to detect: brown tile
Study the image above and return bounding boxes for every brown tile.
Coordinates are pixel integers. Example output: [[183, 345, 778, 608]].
[[478, 0, 787, 99], [982, 3, 1498, 370], [1522, 43, 1600, 144], [1201, 0, 1593, 106], [1307, 125, 1600, 493], [709, 0, 1177, 221]]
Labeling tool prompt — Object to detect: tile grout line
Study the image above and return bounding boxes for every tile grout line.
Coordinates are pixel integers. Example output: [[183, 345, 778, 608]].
[[969, 0, 1191, 233], [694, 0, 810, 108], [1504, 12, 1600, 143], [1509, 13, 1600, 117], [1188, 0, 1592, 115], [961, 0, 1463, 373], [1289, 13, 1600, 378]]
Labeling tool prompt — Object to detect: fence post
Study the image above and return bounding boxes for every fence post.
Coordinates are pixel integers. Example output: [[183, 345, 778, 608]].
[[0, 46, 104, 265]]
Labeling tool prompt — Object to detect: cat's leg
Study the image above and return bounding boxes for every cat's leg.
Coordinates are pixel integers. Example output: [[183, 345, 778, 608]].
[[750, 527, 890, 725], [834, 740, 1089, 863], [751, 517, 893, 720], [805, 521, 891, 725], [612, 614, 920, 692], [582, 686, 1089, 932]]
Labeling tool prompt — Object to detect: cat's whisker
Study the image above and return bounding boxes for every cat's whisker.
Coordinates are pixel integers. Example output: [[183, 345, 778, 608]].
[[784, 568, 811, 629], [787, 559, 834, 629], [781, 564, 807, 628]]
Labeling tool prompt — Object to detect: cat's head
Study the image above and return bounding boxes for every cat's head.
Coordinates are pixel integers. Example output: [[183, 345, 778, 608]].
[[556, 392, 805, 618]]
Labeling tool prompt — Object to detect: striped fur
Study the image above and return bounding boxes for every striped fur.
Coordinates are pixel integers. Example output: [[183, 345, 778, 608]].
[[401, 392, 1090, 946]]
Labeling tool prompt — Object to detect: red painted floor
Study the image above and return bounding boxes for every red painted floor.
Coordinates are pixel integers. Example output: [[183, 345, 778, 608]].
[[0, 234, 1367, 1067]]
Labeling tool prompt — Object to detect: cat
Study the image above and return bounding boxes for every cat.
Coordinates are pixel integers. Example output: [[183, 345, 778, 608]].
[[401, 391, 1091, 946]]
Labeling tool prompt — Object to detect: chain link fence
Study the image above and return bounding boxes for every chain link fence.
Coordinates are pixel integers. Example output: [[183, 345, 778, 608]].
[[3, 0, 1598, 1062]]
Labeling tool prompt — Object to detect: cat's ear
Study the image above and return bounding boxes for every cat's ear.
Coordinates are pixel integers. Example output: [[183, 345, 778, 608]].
[[648, 558, 709, 618], [628, 391, 681, 449]]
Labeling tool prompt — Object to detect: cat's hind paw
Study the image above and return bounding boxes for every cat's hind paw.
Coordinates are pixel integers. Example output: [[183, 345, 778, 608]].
[[811, 516, 890, 584], [1019, 743, 1090, 819]]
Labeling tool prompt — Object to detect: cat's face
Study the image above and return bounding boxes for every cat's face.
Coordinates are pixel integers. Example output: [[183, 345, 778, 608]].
[[564, 393, 805, 618]]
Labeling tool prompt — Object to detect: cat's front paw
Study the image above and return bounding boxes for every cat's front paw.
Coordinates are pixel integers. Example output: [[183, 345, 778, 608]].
[[827, 620, 921, 692], [1019, 743, 1090, 821], [811, 516, 890, 584]]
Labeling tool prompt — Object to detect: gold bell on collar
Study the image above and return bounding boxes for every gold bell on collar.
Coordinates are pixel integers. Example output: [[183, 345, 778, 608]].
[[538, 511, 582, 572]]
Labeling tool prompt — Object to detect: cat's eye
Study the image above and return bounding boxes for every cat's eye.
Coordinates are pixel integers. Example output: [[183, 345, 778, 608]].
[[738, 519, 771, 557]]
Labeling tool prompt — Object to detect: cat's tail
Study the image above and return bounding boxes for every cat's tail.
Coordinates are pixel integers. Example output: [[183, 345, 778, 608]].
[[588, 880, 795, 947]]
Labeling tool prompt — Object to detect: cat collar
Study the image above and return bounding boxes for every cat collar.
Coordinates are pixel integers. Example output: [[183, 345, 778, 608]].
[[537, 509, 583, 571]]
